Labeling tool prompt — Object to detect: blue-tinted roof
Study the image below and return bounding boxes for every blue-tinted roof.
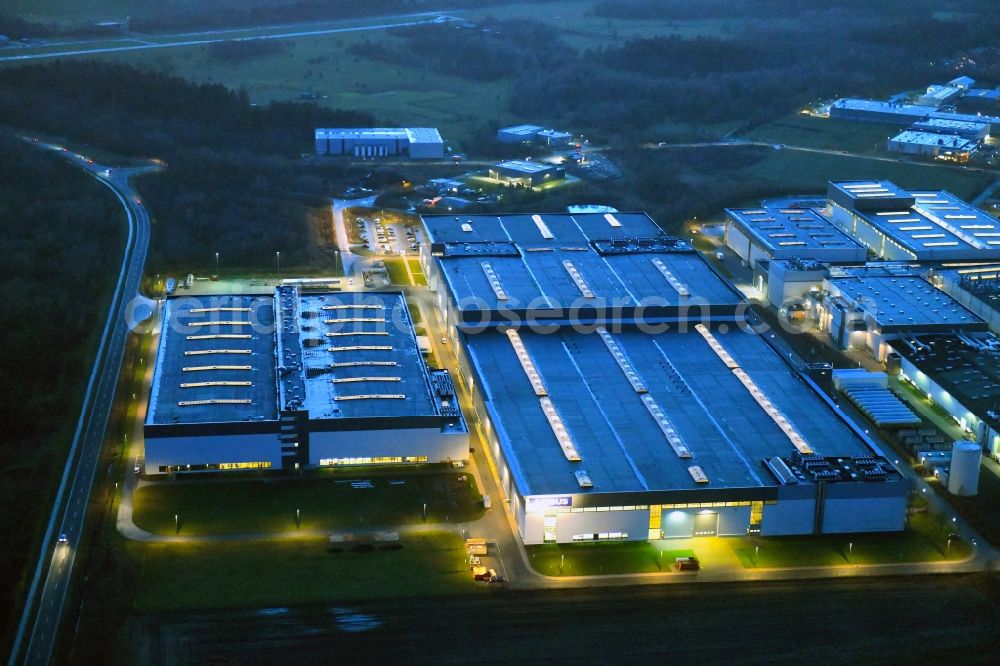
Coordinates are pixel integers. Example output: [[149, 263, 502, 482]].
[[465, 326, 876, 496], [423, 212, 661, 245], [726, 206, 865, 256], [853, 189, 1000, 258], [826, 266, 984, 330], [296, 292, 438, 419], [425, 213, 742, 318], [147, 296, 278, 425]]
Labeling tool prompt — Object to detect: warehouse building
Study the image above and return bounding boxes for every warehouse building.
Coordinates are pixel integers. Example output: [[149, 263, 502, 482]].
[[535, 129, 574, 145], [936, 263, 1000, 333], [910, 118, 990, 140], [496, 125, 574, 145], [418, 212, 908, 544], [144, 288, 467, 474], [886, 131, 978, 162], [829, 99, 938, 124], [917, 84, 964, 107], [892, 333, 1000, 459], [829, 98, 999, 130], [960, 88, 1000, 114], [817, 265, 986, 361], [724, 206, 867, 266], [488, 160, 565, 187], [826, 180, 1000, 261], [314, 127, 445, 159], [496, 124, 543, 143]]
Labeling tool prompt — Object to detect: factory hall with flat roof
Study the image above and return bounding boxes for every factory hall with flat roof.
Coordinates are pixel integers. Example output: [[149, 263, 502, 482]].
[[145, 288, 467, 474], [419, 212, 907, 544]]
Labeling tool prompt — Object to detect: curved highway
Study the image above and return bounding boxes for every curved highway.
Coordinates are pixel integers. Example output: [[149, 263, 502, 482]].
[[8, 140, 159, 666]]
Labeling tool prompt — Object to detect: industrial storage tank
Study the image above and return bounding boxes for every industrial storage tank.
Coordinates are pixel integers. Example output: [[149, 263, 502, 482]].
[[947, 441, 982, 496]]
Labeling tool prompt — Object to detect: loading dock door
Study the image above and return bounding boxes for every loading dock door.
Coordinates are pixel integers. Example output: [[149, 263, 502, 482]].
[[693, 512, 719, 537]]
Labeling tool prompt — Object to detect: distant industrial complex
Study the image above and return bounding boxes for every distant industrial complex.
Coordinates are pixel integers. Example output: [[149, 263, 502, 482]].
[[314, 127, 445, 159], [829, 75, 998, 162], [723, 179, 1000, 491]]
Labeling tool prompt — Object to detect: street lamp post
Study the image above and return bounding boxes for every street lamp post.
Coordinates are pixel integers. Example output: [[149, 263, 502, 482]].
[[276, 251, 281, 275], [215, 252, 220, 276]]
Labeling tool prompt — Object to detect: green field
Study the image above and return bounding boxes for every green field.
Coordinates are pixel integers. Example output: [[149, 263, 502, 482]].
[[407, 258, 427, 286], [746, 114, 906, 154], [732, 514, 971, 568], [527, 542, 696, 576], [90, 31, 514, 144], [383, 257, 410, 285], [130, 531, 477, 611], [735, 148, 992, 202], [461, 1, 794, 49], [133, 471, 483, 536]]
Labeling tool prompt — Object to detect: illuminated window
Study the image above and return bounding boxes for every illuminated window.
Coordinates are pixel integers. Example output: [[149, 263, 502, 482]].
[[648, 504, 662, 540], [218, 461, 272, 470], [572, 532, 629, 541], [318, 456, 428, 466], [750, 501, 763, 526]]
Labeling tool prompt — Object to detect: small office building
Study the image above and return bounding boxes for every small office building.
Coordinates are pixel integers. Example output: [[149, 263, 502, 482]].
[[488, 160, 565, 187]]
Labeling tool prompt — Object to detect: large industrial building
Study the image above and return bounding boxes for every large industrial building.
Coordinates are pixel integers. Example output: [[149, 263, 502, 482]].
[[724, 206, 867, 265], [892, 333, 1000, 459], [817, 265, 986, 360], [826, 180, 1000, 261], [314, 127, 445, 159], [829, 99, 939, 124], [937, 263, 1000, 333], [144, 288, 467, 474], [830, 98, 999, 129], [418, 212, 908, 544]]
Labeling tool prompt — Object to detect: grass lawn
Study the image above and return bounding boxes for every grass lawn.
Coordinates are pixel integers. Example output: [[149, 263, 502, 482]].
[[463, 1, 797, 49], [735, 148, 992, 201], [936, 463, 1000, 548], [407, 258, 427, 286], [130, 530, 478, 612], [133, 471, 484, 536], [88, 30, 514, 145], [733, 513, 971, 568], [383, 257, 410, 285], [745, 114, 905, 155], [527, 542, 696, 576]]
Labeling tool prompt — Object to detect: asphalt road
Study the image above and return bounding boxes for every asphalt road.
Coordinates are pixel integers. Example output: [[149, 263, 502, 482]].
[[0, 12, 455, 63], [140, 574, 1000, 665], [7, 141, 158, 666]]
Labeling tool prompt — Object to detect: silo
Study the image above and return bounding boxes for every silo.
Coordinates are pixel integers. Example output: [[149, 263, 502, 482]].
[[947, 441, 982, 496]]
